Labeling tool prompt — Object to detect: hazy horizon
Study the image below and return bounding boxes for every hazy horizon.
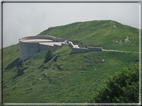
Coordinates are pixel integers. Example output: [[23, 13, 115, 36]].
[[2, 2, 141, 48]]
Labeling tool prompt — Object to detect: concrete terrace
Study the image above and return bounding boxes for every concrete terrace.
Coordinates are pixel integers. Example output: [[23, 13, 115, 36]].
[[19, 35, 103, 60], [40, 42, 66, 46], [22, 39, 53, 42], [19, 35, 67, 60]]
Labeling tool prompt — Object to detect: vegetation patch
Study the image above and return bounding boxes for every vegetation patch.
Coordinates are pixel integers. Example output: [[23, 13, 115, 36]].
[[3, 20, 139, 103], [88, 63, 139, 103]]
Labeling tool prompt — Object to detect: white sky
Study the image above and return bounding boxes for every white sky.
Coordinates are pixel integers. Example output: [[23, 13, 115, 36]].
[[2, 2, 141, 48]]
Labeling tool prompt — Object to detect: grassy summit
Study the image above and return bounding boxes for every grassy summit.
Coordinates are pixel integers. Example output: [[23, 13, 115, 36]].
[[39, 20, 139, 51], [3, 20, 139, 103]]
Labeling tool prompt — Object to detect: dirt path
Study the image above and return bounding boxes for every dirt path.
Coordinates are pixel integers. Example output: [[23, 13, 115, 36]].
[[102, 49, 139, 53]]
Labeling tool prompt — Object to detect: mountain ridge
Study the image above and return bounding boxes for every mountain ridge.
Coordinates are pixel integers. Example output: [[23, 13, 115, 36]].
[[39, 20, 138, 36], [3, 20, 139, 103], [39, 20, 139, 52]]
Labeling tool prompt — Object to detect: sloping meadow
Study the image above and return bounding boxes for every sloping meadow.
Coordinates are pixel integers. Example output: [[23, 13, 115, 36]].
[[3, 45, 139, 102], [3, 20, 139, 103]]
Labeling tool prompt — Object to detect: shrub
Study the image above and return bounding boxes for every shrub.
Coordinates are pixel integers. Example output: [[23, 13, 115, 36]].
[[16, 58, 24, 75], [88, 63, 139, 103], [44, 50, 53, 63], [17, 58, 24, 68]]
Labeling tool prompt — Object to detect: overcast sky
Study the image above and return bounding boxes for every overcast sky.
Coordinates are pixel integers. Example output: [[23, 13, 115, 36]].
[[2, 2, 140, 48]]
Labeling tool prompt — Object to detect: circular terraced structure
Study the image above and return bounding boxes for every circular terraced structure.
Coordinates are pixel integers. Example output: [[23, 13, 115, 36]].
[[19, 35, 66, 60]]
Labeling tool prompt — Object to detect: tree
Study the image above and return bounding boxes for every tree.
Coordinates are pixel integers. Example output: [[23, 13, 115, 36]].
[[17, 58, 24, 76], [44, 50, 53, 63], [17, 67, 24, 76], [88, 63, 139, 103], [17, 58, 23, 68]]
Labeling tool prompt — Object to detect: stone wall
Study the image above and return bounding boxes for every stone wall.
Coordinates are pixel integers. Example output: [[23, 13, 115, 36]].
[[72, 47, 102, 53], [39, 44, 56, 52], [88, 47, 103, 51], [19, 35, 103, 60], [72, 48, 88, 53], [19, 35, 64, 60], [19, 41, 39, 60]]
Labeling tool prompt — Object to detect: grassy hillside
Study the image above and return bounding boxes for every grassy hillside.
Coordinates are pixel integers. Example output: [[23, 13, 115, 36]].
[[3, 20, 139, 103], [3, 46, 139, 103], [39, 20, 139, 52]]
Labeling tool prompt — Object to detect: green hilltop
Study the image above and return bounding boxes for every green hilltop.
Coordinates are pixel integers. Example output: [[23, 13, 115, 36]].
[[39, 20, 139, 51], [3, 20, 139, 103]]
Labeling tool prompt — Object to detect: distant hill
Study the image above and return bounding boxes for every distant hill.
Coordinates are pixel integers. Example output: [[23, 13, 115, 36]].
[[39, 20, 139, 52], [3, 20, 139, 103]]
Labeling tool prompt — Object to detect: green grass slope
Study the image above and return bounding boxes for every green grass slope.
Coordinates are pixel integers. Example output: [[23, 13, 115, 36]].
[[39, 20, 139, 52], [3, 20, 139, 103], [3, 45, 139, 103]]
